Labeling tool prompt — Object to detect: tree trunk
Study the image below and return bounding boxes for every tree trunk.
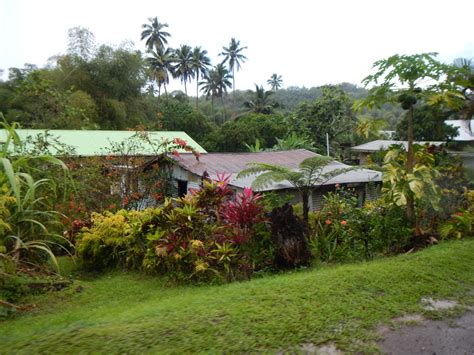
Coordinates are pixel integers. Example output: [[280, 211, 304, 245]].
[[184, 81, 187, 96], [270, 204, 312, 269], [406, 104, 415, 225], [221, 96, 227, 122], [302, 190, 309, 223], [232, 66, 236, 115], [196, 69, 200, 110]]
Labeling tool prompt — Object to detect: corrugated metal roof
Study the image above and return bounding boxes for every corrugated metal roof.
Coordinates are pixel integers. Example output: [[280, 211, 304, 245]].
[[174, 149, 382, 191], [351, 140, 445, 152], [0, 129, 207, 156]]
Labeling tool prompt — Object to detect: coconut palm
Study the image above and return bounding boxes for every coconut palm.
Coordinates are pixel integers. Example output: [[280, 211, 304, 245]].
[[173, 45, 194, 95], [219, 38, 247, 100], [140, 17, 171, 51], [244, 84, 279, 114], [147, 47, 176, 98], [452, 57, 474, 119], [267, 73, 283, 91], [200, 64, 232, 117], [237, 156, 350, 222], [191, 46, 211, 110]]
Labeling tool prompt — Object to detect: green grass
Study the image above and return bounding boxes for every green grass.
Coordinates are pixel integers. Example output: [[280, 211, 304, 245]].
[[2, 240, 474, 353]]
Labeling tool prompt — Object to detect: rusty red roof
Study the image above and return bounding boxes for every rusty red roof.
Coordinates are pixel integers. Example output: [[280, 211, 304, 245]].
[[174, 149, 319, 175], [173, 149, 382, 191]]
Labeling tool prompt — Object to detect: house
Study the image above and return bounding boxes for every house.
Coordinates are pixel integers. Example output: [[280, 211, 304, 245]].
[[171, 149, 382, 210], [351, 137, 474, 172], [445, 119, 474, 142], [0, 129, 206, 156], [0, 129, 207, 209], [350, 140, 445, 165]]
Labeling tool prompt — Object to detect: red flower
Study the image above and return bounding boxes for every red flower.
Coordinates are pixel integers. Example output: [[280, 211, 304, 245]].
[[123, 196, 129, 206], [172, 149, 180, 157], [325, 219, 332, 225], [173, 137, 188, 147], [341, 220, 347, 226]]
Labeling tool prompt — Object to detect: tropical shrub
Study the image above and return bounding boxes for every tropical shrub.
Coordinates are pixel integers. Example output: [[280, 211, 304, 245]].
[[0, 117, 71, 273], [143, 180, 268, 282], [75, 177, 269, 283], [310, 187, 411, 262], [439, 210, 473, 240], [75, 209, 154, 271]]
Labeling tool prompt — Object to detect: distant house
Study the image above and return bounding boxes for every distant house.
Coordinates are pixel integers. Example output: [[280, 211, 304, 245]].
[[171, 149, 382, 210], [445, 120, 474, 142], [350, 140, 445, 165], [350, 138, 474, 171]]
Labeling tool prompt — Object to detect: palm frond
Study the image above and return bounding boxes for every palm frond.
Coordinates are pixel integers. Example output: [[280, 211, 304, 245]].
[[237, 163, 292, 178]]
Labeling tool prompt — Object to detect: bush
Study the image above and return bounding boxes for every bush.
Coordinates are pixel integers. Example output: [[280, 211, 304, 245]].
[[75, 177, 270, 283], [75, 209, 154, 271], [309, 187, 411, 263]]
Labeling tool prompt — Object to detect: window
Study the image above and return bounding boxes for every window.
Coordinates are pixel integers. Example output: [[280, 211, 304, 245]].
[[177, 180, 188, 197]]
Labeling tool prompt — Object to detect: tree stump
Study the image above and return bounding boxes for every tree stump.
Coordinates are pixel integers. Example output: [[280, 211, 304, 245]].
[[270, 204, 312, 269]]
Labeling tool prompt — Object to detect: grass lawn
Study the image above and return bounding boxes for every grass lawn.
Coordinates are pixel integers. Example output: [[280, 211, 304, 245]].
[[1, 240, 474, 353]]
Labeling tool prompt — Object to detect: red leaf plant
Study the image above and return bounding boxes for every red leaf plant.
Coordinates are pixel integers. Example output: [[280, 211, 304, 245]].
[[221, 187, 265, 230]]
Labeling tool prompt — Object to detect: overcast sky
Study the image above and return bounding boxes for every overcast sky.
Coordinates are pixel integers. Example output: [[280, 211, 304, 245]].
[[1, 0, 473, 92]]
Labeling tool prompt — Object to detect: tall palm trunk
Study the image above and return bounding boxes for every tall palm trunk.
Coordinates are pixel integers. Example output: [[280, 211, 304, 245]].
[[184, 81, 187, 96], [232, 66, 236, 114], [196, 69, 200, 110], [221, 95, 227, 122]]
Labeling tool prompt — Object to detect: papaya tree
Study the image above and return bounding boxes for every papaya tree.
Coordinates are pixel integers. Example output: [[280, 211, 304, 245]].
[[355, 53, 462, 225]]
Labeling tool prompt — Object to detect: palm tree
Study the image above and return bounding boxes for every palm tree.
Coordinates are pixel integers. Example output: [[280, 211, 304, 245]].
[[191, 46, 211, 110], [147, 47, 176, 98], [200, 64, 232, 117], [243, 84, 279, 114], [219, 38, 247, 104], [140, 17, 171, 51], [452, 58, 474, 119], [237, 156, 350, 222], [267, 73, 283, 91], [173, 45, 194, 95]]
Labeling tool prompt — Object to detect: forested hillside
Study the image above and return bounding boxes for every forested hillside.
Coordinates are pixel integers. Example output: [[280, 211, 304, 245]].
[[0, 24, 469, 156]]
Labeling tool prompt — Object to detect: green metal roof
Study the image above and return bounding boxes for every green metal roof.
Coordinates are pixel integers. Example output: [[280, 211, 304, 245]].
[[0, 129, 207, 156]]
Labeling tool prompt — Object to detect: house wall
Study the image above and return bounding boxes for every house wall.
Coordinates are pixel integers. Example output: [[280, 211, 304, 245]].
[[171, 166, 201, 196], [171, 165, 381, 211]]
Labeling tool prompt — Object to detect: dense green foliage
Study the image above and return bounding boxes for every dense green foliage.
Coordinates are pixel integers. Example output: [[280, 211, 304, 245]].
[[75, 179, 269, 282], [205, 113, 287, 151], [0, 119, 72, 284], [395, 104, 459, 140], [0, 24, 435, 154], [308, 189, 412, 262]]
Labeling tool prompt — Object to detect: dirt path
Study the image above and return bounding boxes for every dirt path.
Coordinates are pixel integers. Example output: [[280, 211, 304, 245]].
[[378, 310, 474, 355]]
